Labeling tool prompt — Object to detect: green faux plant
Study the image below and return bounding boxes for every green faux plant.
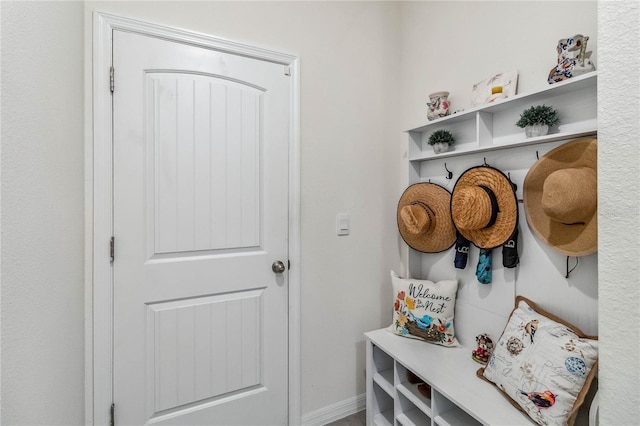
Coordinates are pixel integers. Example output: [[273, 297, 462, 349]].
[[515, 105, 560, 128], [427, 129, 455, 146]]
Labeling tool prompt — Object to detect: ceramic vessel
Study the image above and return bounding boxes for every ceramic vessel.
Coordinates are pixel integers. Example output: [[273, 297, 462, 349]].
[[427, 91, 451, 121], [525, 124, 549, 138], [548, 34, 596, 84], [432, 142, 450, 154]]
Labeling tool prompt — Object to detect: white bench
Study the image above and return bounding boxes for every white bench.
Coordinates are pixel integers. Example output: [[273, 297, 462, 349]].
[[366, 328, 533, 425], [365, 327, 599, 426]]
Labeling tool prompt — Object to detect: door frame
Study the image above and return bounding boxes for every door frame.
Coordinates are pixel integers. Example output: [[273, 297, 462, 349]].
[[87, 11, 301, 425]]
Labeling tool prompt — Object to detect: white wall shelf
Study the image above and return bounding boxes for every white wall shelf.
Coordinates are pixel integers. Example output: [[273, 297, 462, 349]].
[[407, 72, 597, 162]]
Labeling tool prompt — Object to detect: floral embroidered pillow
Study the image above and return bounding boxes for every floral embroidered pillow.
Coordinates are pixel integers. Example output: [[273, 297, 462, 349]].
[[478, 296, 598, 426], [388, 271, 458, 347]]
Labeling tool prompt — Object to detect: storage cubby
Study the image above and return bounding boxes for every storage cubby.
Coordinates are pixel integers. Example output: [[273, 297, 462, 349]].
[[372, 381, 394, 426], [395, 362, 433, 426], [365, 329, 532, 425], [397, 391, 431, 426], [432, 394, 480, 426]]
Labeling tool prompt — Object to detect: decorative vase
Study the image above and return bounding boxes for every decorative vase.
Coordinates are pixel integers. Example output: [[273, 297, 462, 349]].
[[525, 124, 549, 138], [548, 34, 596, 84], [432, 142, 450, 154], [427, 91, 451, 121]]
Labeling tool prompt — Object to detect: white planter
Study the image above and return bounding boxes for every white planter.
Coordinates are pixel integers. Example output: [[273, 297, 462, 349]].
[[524, 124, 549, 137], [432, 142, 450, 154]]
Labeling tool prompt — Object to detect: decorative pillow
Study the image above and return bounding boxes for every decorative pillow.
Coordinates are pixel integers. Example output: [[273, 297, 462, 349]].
[[388, 271, 458, 347], [478, 296, 598, 426]]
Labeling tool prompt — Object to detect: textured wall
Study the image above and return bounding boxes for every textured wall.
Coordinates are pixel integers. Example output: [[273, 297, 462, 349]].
[[1, 1, 85, 424], [598, 1, 640, 423]]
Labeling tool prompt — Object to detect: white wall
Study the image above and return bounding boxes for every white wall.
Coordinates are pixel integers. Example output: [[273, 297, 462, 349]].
[[1, 1, 85, 424], [399, 1, 598, 130], [598, 1, 640, 423], [83, 0, 403, 419]]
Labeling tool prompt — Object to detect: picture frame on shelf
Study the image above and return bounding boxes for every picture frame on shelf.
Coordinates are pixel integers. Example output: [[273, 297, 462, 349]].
[[471, 71, 519, 107]]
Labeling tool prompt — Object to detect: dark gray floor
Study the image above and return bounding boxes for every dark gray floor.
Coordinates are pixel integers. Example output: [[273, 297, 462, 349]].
[[324, 410, 366, 426]]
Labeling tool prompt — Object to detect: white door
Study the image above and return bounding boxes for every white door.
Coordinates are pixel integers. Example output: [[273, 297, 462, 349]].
[[112, 30, 290, 425]]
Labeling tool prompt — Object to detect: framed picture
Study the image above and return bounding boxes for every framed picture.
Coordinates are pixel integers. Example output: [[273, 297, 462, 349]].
[[471, 71, 518, 107]]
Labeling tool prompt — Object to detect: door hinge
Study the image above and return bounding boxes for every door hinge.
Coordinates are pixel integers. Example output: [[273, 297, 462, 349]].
[[110, 237, 115, 263], [284, 65, 291, 76], [110, 403, 115, 426], [110, 66, 115, 93]]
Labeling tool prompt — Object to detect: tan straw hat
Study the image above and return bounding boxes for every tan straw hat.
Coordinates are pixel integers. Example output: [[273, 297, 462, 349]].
[[523, 138, 597, 256], [451, 166, 518, 249], [397, 183, 456, 253]]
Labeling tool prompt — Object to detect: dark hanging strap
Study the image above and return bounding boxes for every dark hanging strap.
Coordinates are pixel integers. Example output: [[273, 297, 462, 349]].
[[454, 232, 471, 269], [502, 227, 519, 268], [565, 256, 579, 278], [478, 185, 500, 229]]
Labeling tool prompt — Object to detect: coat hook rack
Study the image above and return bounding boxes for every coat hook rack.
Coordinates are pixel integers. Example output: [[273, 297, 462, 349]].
[[444, 163, 453, 179], [565, 256, 579, 278]]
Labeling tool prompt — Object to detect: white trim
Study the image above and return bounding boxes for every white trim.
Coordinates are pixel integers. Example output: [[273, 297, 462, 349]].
[[300, 394, 366, 426], [89, 11, 116, 426], [287, 57, 302, 425], [88, 11, 301, 425]]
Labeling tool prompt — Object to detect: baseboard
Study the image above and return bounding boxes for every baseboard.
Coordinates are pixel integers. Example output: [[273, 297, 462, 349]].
[[301, 393, 366, 426]]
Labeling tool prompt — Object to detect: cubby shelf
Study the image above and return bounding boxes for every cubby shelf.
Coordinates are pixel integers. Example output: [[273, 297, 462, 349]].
[[365, 329, 533, 426], [407, 72, 597, 162], [373, 368, 395, 396]]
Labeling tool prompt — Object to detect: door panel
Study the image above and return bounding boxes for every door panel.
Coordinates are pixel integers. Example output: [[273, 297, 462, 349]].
[[112, 30, 289, 425], [145, 289, 263, 414], [147, 73, 263, 255]]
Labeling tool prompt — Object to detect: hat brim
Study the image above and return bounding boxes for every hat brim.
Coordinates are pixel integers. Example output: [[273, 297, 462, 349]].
[[451, 166, 518, 249], [523, 138, 597, 256], [397, 183, 456, 253]]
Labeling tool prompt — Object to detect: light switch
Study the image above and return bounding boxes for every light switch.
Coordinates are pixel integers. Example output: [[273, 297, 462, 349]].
[[336, 213, 350, 236]]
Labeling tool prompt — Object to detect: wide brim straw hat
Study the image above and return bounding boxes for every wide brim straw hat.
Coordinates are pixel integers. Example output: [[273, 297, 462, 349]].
[[451, 166, 518, 249], [397, 183, 456, 253], [523, 138, 597, 256]]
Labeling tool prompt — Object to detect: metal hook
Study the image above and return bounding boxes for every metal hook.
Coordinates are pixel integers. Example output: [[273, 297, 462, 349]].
[[483, 157, 489, 166], [536, 151, 540, 160], [507, 172, 518, 192], [565, 256, 579, 278], [444, 163, 453, 179]]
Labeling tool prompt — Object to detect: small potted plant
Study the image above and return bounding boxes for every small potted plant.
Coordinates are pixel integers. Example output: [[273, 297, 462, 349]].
[[428, 129, 455, 154], [515, 104, 560, 137]]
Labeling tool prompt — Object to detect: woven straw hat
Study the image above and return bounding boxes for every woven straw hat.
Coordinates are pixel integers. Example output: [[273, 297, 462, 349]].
[[451, 166, 518, 249], [523, 138, 597, 256], [397, 183, 456, 253]]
